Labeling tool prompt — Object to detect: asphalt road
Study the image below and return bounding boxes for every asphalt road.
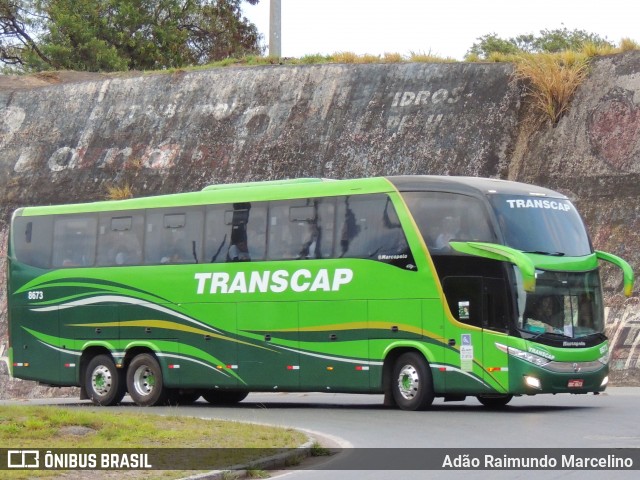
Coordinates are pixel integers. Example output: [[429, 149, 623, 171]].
[[4, 388, 640, 479]]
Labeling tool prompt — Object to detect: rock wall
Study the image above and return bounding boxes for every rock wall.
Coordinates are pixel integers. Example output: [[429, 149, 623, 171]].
[[0, 52, 638, 396]]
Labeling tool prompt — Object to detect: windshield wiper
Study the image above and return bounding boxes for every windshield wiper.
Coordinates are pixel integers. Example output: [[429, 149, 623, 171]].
[[523, 250, 565, 256], [520, 329, 572, 341]]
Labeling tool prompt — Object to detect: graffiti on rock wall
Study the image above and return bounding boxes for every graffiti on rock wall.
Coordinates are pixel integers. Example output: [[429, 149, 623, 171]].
[[606, 303, 640, 382], [387, 87, 464, 134], [3, 81, 472, 174], [587, 88, 640, 171]]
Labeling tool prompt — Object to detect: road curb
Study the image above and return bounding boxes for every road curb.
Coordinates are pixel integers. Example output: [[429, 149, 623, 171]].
[[180, 435, 319, 479]]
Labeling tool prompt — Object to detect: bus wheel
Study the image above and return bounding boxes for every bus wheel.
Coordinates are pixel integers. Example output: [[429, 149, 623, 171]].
[[85, 354, 125, 406], [126, 353, 167, 406], [392, 352, 434, 411], [202, 390, 249, 405], [477, 395, 513, 408]]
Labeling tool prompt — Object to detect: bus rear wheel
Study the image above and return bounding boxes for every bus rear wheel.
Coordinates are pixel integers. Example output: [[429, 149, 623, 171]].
[[476, 395, 513, 408], [391, 352, 434, 411], [202, 390, 249, 405], [126, 353, 168, 406], [85, 354, 125, 406]]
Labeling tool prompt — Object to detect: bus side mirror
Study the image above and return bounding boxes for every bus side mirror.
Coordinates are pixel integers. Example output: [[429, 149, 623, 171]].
[[596, 250, 634, 297], [449, 241, 536, 292]]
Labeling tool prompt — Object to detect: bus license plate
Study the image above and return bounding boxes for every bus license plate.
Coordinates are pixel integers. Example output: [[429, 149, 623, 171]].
[[568, 379, 584, 388]]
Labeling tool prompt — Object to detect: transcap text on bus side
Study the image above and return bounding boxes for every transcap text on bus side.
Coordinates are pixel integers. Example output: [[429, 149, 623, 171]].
[[194, 268, 354, 294]]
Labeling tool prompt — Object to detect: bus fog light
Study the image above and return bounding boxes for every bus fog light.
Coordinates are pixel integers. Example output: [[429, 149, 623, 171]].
[[524, 376, 541, 389], [601, 376, 609, 387]]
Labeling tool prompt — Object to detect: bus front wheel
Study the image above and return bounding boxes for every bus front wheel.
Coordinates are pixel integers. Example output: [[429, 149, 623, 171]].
[[391, 352, 434, 411], [85, 354, 125, 406], [126, 353, 168, 406]]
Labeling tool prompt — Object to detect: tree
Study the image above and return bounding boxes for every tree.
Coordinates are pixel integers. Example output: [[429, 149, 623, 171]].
[[0, 0, 54, 69], [1, 0, 262, 72], [467, 27, 614, 59]]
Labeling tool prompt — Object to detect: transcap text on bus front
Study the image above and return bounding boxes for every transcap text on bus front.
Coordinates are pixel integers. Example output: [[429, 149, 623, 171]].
[[194, 268, 354, 294], [505, 199, 571, 211]]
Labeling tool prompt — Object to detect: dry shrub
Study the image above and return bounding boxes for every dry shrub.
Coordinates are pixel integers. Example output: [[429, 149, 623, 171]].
[[331, 51, 359, 63], [582, 42, 617, 58], [618, 38, 640, 52], [382, 52, 403, 63], [514, 52, 590, 125], [409, 51, 456, 63], [106, 183, 133, 200]]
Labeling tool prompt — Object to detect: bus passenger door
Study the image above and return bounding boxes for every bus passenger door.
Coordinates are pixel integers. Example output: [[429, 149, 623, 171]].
[[236, 302, 299, 390], [480, 278, 511, 394], [441, 277, 487, 394]]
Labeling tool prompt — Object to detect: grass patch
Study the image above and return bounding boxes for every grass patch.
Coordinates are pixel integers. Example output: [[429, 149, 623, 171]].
[[310, 441, 332, 457], [0, 405, 307, 479], [513, 52, 590, 124]]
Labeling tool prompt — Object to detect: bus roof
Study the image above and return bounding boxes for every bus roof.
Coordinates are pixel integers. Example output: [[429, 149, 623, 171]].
[[388, 176, 567, 198], [14, 175, 567, 217]]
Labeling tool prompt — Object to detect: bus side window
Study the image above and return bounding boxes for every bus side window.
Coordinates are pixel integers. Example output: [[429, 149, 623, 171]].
[[12, 216, 53, 269], [205, 205, 228, 263], [52, 216, 98, 268], [145, 208, 203, 264], [267, 198, 335, 260], [244, 203, 267, 261], [402, 192, 496, 255], [97, 213, 144, 266], [336, 194, 414, 269]]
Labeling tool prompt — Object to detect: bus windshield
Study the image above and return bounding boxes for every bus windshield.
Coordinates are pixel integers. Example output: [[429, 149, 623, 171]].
[[488, 194, 592, 257], [514, 268, 605, 340]]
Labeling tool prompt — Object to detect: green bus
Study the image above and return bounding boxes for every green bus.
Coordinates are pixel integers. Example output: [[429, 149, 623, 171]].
[[6, 176, 634, 410]]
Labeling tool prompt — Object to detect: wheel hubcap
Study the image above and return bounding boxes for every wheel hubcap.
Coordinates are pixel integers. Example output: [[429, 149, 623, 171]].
[[132, 365, 155, 397], [91, 366, 112, 396], [397, 364, 419, 400]]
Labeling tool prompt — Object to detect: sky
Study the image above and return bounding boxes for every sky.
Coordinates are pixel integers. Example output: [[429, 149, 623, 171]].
[[242, 0, 639, 60]]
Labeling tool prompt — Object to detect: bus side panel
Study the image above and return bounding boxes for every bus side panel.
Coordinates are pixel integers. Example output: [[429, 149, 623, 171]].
[[482, 330, 510, 393], [10, 305, 61, 385], [368, 299, 422, 391], [236, 302, 299, 389], [298, 300, 369, 392], [177, 303, 238, 389], [421, 299, 446, 393]]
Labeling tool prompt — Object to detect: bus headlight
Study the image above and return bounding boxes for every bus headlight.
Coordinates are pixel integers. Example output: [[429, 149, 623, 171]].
[[600, 376, 609, 387], [524, 376, 542, 389], [496, 343, 550, 367], [598, 352, 610, 365]]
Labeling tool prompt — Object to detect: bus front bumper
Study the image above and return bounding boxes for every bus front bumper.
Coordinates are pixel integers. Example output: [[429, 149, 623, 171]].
[[508, 358, 609, 395]]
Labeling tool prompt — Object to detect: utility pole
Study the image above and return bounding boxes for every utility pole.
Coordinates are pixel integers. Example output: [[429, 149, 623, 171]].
[[269, 0, 281, 57]]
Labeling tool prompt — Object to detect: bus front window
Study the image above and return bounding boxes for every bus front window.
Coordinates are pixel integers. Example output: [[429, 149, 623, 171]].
[[514, 268, 605, 339], [488, 194, 592, 257]]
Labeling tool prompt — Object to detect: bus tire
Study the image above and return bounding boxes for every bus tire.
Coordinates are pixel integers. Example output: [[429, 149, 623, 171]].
[[476, 395, 513, 408], [126, 353, 168, 406], [85, 354, 125, 406], [202, 390, 249, 405], [391, 352, 434, 411]]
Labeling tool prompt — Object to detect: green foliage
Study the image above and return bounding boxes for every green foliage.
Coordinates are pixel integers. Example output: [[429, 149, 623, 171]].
[[467, 33, 520, 58], [467, 27, 614, 60], [1, 0, 262, 72]]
